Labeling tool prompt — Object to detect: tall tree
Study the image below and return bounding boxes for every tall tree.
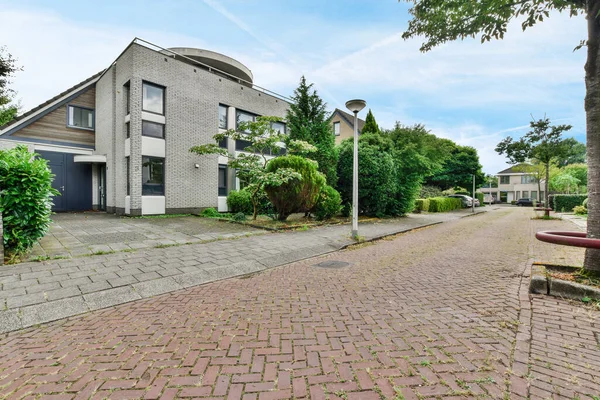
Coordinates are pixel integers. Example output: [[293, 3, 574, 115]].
[[362, 109, 380, 135], [557, 137, 587, 166], [400, 0, 600, 271], [286, 76, 337, 185], [426, 145, 485, 193], [0, 46, 22, 126], [496, 117, 571, 211]]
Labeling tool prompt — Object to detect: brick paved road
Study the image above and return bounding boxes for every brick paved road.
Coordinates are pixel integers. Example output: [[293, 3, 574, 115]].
[[0, 208, 598, 399]]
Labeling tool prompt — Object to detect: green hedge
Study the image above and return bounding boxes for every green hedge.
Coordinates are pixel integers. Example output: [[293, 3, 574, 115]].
[[428, 197, 463, 212], [0, 146, 58, 258], [550, 194, 587, 212], [476, 192, 484, 206], [414, 199, 430, 213]]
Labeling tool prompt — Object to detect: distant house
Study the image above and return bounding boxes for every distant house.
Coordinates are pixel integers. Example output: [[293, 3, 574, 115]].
[[330, 108, 365, 145], [483, 164, 545, 203]]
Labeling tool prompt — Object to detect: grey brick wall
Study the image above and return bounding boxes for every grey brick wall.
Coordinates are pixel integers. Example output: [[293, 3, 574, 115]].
[[97, 43, 290, 213]]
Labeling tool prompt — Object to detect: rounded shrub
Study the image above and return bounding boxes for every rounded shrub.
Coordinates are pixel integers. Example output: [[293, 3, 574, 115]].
[[233, 212, 246, 222], [314, 185, 342, 221], [201, 207, 220, 218], [265, 155, 326, 221], [0, 146, 58, 259], [227, 190, 253, 214]]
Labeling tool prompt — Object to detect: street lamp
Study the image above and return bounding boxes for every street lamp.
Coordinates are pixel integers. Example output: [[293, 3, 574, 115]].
[[345, 99, 366, 240]]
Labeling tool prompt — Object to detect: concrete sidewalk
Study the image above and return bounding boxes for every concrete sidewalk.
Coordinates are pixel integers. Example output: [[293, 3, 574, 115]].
[[0, 209, 484, 334]]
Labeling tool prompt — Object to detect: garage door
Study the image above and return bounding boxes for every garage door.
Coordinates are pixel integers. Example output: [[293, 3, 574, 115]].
[[37, 150, 92, 212]]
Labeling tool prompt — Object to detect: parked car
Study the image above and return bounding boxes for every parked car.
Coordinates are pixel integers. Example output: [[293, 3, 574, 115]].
[[446, 194, 472, 208], [472, 197, 480, 207], [515, 198, 534, 206]]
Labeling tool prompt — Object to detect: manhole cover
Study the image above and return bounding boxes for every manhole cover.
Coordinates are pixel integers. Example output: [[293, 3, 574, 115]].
[[313, 260, 351, 269]]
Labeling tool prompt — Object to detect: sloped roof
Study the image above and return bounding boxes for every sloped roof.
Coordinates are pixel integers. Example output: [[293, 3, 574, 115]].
[[497, 164, 533, 174], [332, 108, 366, 133], [0, 70, 104, 133]]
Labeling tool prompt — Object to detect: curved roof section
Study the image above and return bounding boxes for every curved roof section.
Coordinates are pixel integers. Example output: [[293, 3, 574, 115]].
[[167, 47, 253, 84]]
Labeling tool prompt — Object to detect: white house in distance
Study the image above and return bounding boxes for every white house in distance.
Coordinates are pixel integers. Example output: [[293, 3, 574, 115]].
[[0, 38, 290, 215], [482, 164, 545, 203]]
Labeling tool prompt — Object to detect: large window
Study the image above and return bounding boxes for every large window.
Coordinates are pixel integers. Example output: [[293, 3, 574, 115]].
[[142, 121, 165, 139], [126, 157, 130, 196], [521, 175, 537, 184], [142, 82, 165, 115], [531, 191, 537, 200], [219, 105, 228, 129], [522, 191, 529, 198], [236, 110, 256, 132], [124, 81, 130, 114], [67, 105, 94, 130], [218, 164, 227, 196], [271, 121, 286, 134], [333, 122, 340, 136], [142, 156, 165, 196], [235, 139, 253, 152], [500, 176, 510, 184]]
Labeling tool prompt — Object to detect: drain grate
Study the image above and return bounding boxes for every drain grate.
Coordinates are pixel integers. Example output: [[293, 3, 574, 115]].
[[313, 260, 351, 269]]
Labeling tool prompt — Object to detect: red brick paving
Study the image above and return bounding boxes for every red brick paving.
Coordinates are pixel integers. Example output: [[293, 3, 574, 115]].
[[0, 208, 598, 399]]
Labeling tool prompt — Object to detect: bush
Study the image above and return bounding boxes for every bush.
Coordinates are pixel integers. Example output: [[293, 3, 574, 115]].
[[201, 207, 220, 218], [414, 199, 430, 213], [583, 198, 589, 209], [227, 190, 253, 215], [419, 185, 442, 199], [314, 185, 342, 221], [573, 205, 588, 215], [265, 155, 326, 221], [550, 194, 588, 212], [428, 197, 463, 212], [337, 138, 396, 217], [0, 146, 58, 258], [476, 192, 484, 206], [233, 212, 246, 222]]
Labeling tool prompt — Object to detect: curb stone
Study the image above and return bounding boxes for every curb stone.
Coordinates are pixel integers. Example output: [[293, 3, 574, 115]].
[[529, 264, 600, 300]]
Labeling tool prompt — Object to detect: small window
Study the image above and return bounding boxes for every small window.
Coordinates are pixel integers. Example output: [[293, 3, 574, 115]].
[[126, 157, 130, 196], [218, 164, 227, 196], [124, 81, 130, 114], [333, 121, 340, 136], [540, 191, 545, 201], [142, 121, 165, 139], [142, 82, 164, 115], [522, 191, 529, 198], [272, 121, 286, 134], [521, 175, 536, 184], [68, 105, 94, 130], [236, 110, 256, 132], [219, 137, 228, 149], [531, 191, 537, 200], [219, 105, 228, 129], [126, 122, 130, 139], [500, 176, 510, 184], [142, 156, 165, 196]]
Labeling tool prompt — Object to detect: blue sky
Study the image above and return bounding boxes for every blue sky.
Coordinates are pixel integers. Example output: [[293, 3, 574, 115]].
[[0, 0, 588, 174]]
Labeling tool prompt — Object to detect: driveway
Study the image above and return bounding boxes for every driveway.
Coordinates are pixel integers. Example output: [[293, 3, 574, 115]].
[[30, 213, 262, 259], [0, 207, 597, 399]]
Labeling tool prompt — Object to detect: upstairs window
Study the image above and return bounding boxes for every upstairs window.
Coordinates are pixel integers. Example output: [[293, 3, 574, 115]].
[[219, 105, 228, 129], [124, 81, 130, 114], [333, 122, 340, 136], [236, 110, 256, 132], [142, 121, 165, 139], [67, 105, 94, 130], [218, 164, 227, 196], [235, 139, 253, 152], [142, 82, 165, 115], [271, 121, 286, 134], [500, 176, 510, 184], [521, 175, 537, 184]]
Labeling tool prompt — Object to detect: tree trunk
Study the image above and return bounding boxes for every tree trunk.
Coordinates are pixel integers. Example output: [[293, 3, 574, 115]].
[[584, 0, 600, 271]]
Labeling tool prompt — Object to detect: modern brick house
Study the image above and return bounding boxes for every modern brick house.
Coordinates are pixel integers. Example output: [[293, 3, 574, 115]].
[[0, 39, 290, 215]]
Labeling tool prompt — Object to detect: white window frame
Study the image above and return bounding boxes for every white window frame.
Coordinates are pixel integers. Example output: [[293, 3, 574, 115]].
[[67, 105, 95, 131]]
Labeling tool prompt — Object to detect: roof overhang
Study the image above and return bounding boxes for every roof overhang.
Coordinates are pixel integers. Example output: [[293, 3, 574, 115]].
[[74, 155, 106, 163]]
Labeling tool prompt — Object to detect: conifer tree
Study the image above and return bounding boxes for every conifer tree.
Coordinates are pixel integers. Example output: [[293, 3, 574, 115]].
[[286, 76, 337, 185], [361, 109, 380, 135]]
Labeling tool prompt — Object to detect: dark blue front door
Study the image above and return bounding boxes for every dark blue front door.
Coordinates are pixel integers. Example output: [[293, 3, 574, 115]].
[[37, 151, 92, 212]]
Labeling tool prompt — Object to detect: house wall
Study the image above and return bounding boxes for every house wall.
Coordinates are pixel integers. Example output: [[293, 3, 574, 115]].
[[11, 88, 96, 147], [99, 43, 289, 215], [331, 114, 354, 145], [497, 173, 544, 202]]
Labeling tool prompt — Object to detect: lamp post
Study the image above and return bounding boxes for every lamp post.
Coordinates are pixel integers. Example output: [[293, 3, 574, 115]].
[[345, 99, 366, 240], [472, 174, 476, 213]]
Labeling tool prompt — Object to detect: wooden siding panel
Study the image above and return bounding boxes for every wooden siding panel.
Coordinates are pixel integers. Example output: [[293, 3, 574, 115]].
[[13, 87, 96, 147]]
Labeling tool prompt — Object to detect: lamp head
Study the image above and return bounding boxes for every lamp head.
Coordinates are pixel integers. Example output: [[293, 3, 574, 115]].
[[345, 99, 366, 114]]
